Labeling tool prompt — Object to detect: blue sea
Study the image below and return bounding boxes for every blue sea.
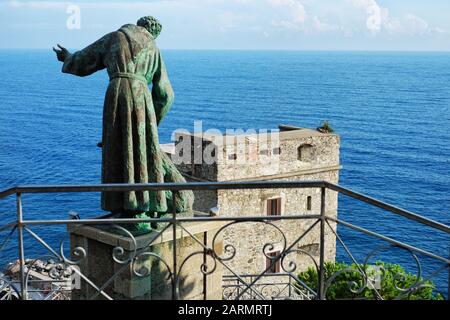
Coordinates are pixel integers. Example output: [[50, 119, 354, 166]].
[[0, 50, 449, 296]]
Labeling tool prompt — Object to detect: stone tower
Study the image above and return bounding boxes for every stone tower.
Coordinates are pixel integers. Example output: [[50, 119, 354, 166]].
[[161, 125, 341, 276]]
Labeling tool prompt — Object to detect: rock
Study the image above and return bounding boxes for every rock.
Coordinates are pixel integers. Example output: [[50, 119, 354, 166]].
[[34, 260, 46, 270], [7, 262, 21, 274], [44, 264, 55, 272], [63, 269, 73, 278]]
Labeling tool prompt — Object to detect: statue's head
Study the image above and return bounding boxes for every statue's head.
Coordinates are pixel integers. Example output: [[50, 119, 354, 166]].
[[137, 16, 162, 39]]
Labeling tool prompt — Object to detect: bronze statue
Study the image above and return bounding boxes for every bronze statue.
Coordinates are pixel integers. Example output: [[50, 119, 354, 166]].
[[54, 16, 193, 231]]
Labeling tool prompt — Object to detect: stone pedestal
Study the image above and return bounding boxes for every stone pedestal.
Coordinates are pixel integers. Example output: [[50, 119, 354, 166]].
[[69, 219, 225, 300]]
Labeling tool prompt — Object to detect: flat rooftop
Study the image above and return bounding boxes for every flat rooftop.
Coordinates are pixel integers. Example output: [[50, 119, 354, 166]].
[[172, 126, 336, 147]]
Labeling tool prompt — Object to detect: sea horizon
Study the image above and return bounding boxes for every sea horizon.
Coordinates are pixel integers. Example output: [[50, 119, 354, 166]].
[[2, 48, 450, 53]]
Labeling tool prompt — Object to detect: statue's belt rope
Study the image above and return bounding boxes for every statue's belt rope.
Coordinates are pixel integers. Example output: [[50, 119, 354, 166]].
[[109, 72, 147, 84]]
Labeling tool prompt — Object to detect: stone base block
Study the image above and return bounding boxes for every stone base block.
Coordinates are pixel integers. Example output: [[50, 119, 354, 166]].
[[69, 218, 225, 300]]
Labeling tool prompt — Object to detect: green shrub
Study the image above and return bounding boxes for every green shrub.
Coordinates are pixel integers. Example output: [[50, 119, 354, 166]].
[[296, 261, 443, 300], [317, 120, 334, 133]]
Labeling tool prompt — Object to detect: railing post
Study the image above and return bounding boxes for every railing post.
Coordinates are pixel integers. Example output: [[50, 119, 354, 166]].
[[172, 196, 178, 300], [203, 230, 207, 300], [288, 274, 292, 298], [16, 193, 27, 300], [317, 187, 326, 300]]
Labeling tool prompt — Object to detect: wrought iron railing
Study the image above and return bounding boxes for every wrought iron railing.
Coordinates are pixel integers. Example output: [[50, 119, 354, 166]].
[[223, 273, 314, 300], [0, 181, 448, 300]]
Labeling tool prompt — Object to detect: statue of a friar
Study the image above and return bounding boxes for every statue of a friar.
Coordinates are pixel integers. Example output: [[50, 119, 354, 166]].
[[54, 16, 193, 230]]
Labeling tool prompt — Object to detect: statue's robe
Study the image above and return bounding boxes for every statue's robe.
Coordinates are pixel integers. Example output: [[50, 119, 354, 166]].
[[62, 24, 192, 214]]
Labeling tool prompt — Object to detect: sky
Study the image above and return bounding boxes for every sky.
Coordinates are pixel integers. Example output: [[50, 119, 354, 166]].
[[1, 0, 450, 51]]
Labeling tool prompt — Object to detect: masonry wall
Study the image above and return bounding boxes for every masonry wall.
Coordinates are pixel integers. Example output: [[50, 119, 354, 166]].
[[217, 133, 340, 181], [216, 170, 339, 276], [171, 129, 340, 279]]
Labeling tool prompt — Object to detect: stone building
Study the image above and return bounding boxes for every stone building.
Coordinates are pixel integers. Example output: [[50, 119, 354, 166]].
[[161, 125, 341, 278]]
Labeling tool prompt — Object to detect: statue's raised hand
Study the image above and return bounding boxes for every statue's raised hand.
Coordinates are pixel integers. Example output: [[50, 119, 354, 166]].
[[53, 44, 70, 62]]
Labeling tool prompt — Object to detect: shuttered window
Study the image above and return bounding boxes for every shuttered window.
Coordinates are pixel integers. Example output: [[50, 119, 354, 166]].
[[266, 251, 281, 273], [267, 198, 282, 216]]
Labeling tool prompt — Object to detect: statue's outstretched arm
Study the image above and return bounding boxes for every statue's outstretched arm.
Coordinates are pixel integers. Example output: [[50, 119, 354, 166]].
[[57, 33, 110, 77]]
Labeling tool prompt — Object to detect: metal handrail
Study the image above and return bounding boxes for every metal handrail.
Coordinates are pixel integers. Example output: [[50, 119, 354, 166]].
[[326, 183, 450, 233], [0, 180, 448, 233], [0, 180, 448, 300], [0, 181, 326, 199]]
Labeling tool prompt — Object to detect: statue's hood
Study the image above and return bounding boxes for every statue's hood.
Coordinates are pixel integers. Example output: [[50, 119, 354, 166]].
[[117, 24, 155, 56]]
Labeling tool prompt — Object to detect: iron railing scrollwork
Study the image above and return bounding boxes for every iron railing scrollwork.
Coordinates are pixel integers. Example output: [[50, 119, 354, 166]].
[[0, 181, 448, 300]]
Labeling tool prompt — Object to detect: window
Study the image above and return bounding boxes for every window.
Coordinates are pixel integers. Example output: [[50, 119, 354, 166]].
[[259, 149, 269, 156], [267, 198, 282, 216], [228, 153, 237, 160], [297, 144, 314, 162], [306, 196, 312, 211], [273, 147, 281, 155], [266, 251, 281, 273]]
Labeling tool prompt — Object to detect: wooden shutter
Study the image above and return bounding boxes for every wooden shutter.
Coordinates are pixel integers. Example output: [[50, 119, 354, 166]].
[[266, 198, 282, 216], [266, 251, 281, 273]]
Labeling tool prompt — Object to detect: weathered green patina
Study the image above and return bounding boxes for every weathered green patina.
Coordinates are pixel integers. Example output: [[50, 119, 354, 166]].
[[54, 17, 193, 231]]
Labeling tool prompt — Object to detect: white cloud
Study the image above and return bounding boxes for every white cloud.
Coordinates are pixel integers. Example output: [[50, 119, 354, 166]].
[[6, 0, 447, 42], [7, 0, 188, 10], [218, 10, 249, 32], [9, 0, 68, 9], [269, 0, 306, 24], [349, 0, 445, 36], [270, 19, 301, 31], [404, 14, 429, 35], [313, 16, 341, 33]]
